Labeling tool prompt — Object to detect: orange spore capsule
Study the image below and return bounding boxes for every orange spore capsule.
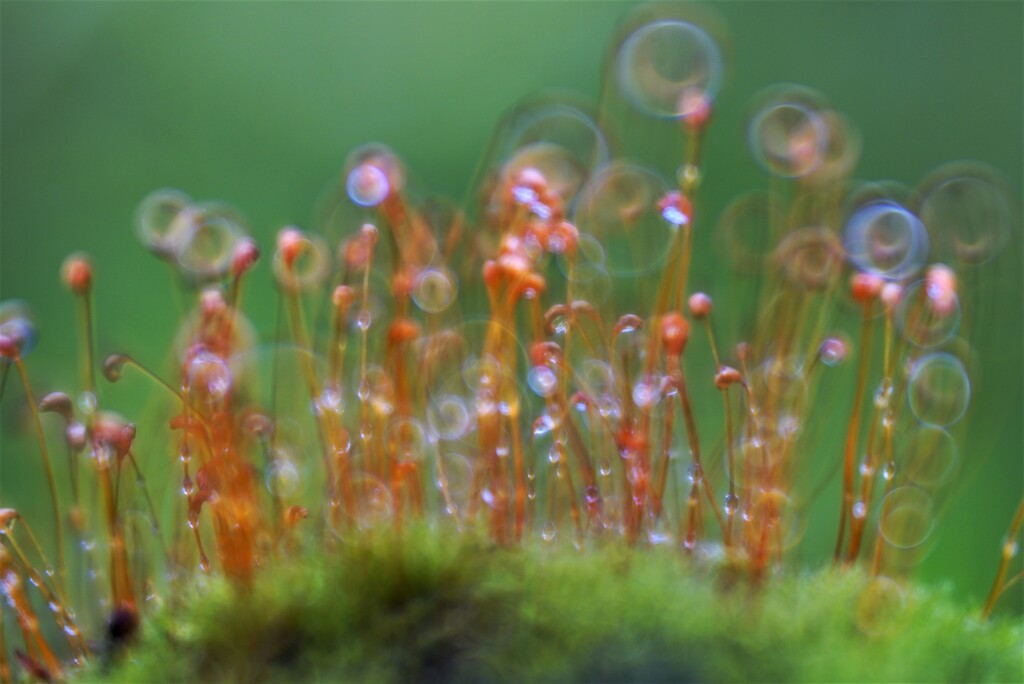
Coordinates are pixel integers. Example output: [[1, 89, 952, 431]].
[[276, 227, 305, 269], [680, 87, 713, 132], [548, 221, 578, 255], [0, 333, 17, 358], [231, 237, 260, 277], [61, 254, 93, 295], [926, 263, 958, 316], [850, 272, 883, 302], [660, 312, 690, 357], [0, 508, 19, 528], [688, 292, 713, 319], [482, 259, 502, 290], [333, 285, 355, 311], [388, 318, 421, 344], [714, 365, 744, 390], [530, 341, 562, 367]]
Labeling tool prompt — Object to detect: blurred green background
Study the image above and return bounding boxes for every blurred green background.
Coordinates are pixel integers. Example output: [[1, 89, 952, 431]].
[[2, 0, 1021, 618]]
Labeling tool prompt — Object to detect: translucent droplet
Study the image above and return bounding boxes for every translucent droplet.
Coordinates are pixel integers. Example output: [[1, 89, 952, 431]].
[[687, 463, 704, 485], [428, 395, 471, 442], [355, 308, 372, 332], [187, 351, 232, 405], [76, 391, 97, 416], [723, 493, 740, 515], [907, 353, 970, 427], [175, 206, 244, 282], [882, 461, 896, 481], [265, 456, 303, 498], [541, 521, 557, 542], [412, 268, 457, 314], [897, 280, 961, 348], [135, 188, 193, 255], [748, 88, 829, 178], [573, 162, 672, 277], [387, 416, 428, 462], [632, 374, 663, 410], [919, 163, 1013, 266], [347, 163, 390, 207], [852, 500, 867, 520], [880, 487, 934, 549], [527, 365, 559, 398], [844, 200, 929, 281], [615, 19, 723, 119]]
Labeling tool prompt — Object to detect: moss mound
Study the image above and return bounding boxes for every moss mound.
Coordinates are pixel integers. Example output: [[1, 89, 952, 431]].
[[83, 528, 1023, 683]]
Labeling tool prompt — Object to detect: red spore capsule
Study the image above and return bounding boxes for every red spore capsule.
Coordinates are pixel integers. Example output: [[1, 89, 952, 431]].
[[688, 292, 713, 319]]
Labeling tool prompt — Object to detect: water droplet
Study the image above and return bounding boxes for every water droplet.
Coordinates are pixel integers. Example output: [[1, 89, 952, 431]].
[[347, 162, 390, 207], [77, 391, 97, 416], [412, 268, 457, 314], [527, 365, 559, 398], [852, 500, 867, 519], [844, 200, 929, 281], [882, 461, 896, 481], [355, 308, 372, 332], [723, 493, 740, 515], [687, 463, 704, 485], [541, 521, 557, 542], [615, 19, 723, 119], [907, 353, 970, 427]]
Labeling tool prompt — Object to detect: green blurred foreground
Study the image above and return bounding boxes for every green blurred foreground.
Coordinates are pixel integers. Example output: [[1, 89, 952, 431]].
[[86, 528, 1023, 684]]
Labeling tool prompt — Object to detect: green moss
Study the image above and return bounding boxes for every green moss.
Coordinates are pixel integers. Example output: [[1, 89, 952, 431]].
[[81, 528, 1023, 683]]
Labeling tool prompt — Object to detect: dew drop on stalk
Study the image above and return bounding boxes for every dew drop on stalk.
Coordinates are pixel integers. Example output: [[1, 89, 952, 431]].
[[615, 18, 723, 120], [187, 351, 232, 405], [527, 365, 559, 398], [907, 353, 970, 427], [632, 373, 663, 410], [541, 521, 557, 542], [723, 493, 740, 515]]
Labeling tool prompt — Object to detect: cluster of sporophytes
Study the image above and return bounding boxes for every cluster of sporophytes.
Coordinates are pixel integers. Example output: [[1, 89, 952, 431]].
[[1, 5, 1021, 682]]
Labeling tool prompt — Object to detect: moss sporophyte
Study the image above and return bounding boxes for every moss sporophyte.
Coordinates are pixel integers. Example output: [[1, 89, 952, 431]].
[[1, 4, 1021, 683]]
